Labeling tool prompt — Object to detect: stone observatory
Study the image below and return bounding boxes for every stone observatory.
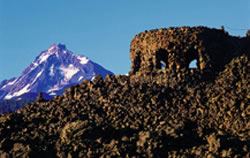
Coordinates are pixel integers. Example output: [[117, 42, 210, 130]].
[[129, 26, 248, 75]]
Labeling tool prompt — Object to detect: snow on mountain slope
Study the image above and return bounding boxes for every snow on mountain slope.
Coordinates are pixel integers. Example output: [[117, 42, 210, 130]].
[[0, 44, 113, 100]]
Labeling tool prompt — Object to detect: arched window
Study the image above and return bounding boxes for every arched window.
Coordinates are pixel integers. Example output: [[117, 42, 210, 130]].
[[155, 49, 168, 70]]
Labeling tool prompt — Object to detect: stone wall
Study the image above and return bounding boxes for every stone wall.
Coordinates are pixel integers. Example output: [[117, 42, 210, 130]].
[[130, 26, 248, 74]]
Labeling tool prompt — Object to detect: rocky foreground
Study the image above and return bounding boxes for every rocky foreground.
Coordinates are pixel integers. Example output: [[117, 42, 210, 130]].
[[0, 27, 249, 157]]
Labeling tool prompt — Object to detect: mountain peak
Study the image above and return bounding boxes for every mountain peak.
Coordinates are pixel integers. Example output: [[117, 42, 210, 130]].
[[47, 43, 58, 52], [35, 43, 69, 65], [47, 43, 67, 54], [0, 44, 113, 103], [57, 43, 66, 50]]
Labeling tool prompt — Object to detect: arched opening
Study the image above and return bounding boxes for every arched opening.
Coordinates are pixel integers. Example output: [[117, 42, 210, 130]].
[[155, 49, 168, 70], [185, 48, 199, 70], [189, 59, 198, 68]]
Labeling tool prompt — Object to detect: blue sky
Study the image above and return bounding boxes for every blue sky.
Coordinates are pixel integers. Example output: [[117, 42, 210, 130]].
[[0, 0, 249, 81]]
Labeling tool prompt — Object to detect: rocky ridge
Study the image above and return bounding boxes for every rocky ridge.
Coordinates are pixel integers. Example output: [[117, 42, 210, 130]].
[[0, 26, 249, 157]]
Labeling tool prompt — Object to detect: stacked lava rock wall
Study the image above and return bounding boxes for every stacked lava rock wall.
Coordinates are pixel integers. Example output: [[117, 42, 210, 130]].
[[130, 26, 247, 75]]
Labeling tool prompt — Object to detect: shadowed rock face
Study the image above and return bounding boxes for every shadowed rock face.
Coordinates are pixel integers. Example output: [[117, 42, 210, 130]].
[[130, 26, 248, 75], [0, 27, 249, 157]]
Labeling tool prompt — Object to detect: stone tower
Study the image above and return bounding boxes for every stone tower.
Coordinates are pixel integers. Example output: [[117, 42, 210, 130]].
[[129, 26, 248, 75]]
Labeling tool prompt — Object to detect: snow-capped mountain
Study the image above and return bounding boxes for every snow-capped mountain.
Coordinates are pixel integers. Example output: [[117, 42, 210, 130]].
[[0, 44, 113, 101]]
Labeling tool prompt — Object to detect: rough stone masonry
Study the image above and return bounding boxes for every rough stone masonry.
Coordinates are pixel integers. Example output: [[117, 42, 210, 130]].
[[130, 26, 249, 75]]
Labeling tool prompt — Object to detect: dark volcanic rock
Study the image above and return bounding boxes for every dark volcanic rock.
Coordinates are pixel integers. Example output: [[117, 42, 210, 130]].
[[0, 26, 249, 157]]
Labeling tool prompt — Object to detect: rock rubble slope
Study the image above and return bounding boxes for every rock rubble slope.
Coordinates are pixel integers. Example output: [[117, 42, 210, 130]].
[[0, 26, 249, 157]]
